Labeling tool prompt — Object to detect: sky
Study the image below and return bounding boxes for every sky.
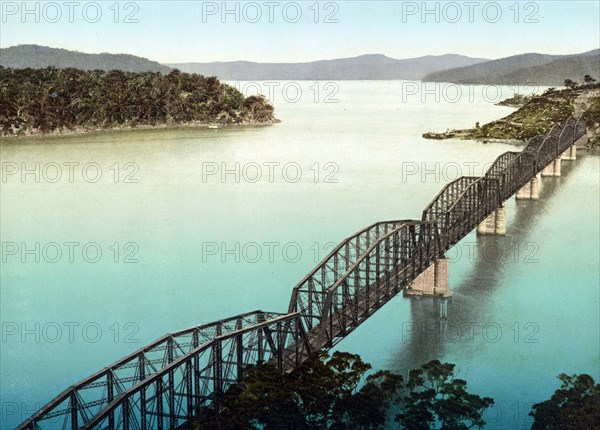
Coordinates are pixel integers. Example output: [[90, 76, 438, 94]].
[[1, 1, 599, 63]]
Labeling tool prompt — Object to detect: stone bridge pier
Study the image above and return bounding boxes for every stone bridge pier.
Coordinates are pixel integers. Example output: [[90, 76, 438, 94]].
[[561, 145, 577, 161], [476, 203, 507, 235], [542, 141, 578, 175], [542, 157, 562, 176], [404, 258, 451, 297], [516, 173, 541, 200], [477, 138, 578, 236]]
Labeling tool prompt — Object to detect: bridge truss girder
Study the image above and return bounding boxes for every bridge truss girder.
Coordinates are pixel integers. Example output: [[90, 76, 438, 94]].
[[18, 118, 587, 430]]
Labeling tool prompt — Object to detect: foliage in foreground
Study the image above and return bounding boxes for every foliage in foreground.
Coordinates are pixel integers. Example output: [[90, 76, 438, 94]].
[[193, 352, 494, 430], [0, 66, 275, 136], [530, 373, 600, 430]]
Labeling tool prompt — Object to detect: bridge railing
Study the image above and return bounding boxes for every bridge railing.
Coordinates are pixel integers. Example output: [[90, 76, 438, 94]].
[[485, 151, 520, 182], [559, 119, 575, 151], [524, 134, 545, 153], [558, 117, 586, 154], [536, 125, 563, 169], [437, 117, 587, 247], [574, 118, 587, 141]]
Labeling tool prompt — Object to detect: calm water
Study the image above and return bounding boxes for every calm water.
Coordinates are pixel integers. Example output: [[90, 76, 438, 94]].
[[1, 81, 598, 429]]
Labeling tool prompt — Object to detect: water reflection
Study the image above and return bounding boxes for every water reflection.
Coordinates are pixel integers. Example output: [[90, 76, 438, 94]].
[[391, 155, 584, 374]]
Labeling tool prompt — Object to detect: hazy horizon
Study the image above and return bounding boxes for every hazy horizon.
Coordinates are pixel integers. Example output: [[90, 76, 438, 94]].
[[2, 43, 599, 66], [1, 1, 598, 64]]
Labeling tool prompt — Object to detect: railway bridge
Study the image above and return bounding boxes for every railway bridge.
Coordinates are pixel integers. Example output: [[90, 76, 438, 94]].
[[18, 117, 587, 430]]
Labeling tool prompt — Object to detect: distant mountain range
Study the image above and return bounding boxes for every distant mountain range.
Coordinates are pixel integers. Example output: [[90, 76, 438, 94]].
[[1, 45, 598, 86], [167, 54, 489, 80], [0, 45, 171, 73], [423, 50, 600, 86]]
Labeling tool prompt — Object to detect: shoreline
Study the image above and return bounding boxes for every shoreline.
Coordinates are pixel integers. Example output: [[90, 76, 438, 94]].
[[0, 119, 281, 141], [421, 132, 595, 151], [422, 130, 526, 145]]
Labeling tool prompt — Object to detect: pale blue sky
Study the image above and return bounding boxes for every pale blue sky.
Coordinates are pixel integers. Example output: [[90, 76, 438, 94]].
[[1, 1, 599, 63]]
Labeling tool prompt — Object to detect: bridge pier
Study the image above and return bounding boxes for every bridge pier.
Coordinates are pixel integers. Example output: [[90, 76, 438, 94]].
[[541, 157, 562, 176], [574, 131, 589, 148], [476, 203, 506, 235], [516, 174, 540, 200], [404, 258, 451, 297], [561, 145, 577, 161]]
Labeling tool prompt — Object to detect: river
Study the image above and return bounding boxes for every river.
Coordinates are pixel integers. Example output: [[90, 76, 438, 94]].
[[1, 81, 598, 429]]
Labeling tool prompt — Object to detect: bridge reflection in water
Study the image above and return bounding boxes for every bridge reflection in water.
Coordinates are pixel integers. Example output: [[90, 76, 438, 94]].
[[394, 154, 583, 372], [18, 118, 587, 430]]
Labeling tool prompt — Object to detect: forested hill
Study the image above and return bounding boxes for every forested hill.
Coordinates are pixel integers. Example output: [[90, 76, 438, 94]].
[[0, 45, 172, 74], [423, 50, 600, 86], [0, 67, 276, 136]]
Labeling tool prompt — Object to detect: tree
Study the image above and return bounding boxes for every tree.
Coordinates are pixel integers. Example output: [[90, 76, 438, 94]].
[[564, 79, 579, 90], [396, 360, 494, 430], [584, 75, 597, 85], [529, 373, 600, 430], [194, 352, 403, 430], [243, 94, 275, 122], [193, 354, 495, 430], [0, 66, 276, 135]]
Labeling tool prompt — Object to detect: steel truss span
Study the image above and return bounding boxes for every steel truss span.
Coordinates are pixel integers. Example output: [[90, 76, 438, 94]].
[[18, 118, 586, 430]]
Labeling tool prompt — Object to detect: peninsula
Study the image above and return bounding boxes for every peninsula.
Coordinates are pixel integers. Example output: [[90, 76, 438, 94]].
[[423, 83, 600, 148], [0, 66, 276, 137]]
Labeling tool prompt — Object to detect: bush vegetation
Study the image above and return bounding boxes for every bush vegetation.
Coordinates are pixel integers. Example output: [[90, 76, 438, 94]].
[[0, 66, 275, 136]]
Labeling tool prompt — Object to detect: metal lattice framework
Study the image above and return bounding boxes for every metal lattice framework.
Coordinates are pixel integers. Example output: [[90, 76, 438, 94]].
[[444, 177, 502, 247], [422, 177, 479, 225], [536, 125, 563, 168], [421, 176, 502, 248], [485, 150, 537, 198], [287, 220, 418, 332], [19, 311, 310, 430], [289, 220, 442, 352], [18, 118, 586, 430]]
